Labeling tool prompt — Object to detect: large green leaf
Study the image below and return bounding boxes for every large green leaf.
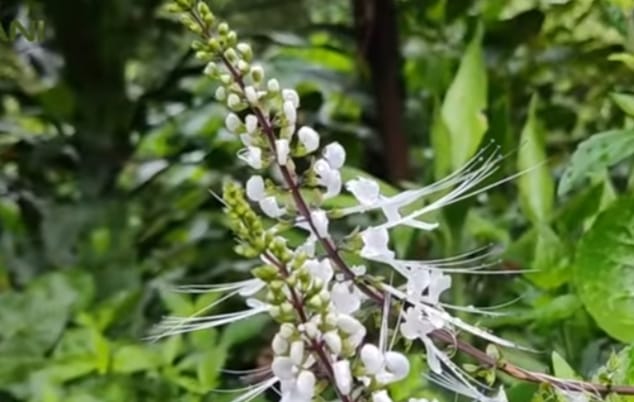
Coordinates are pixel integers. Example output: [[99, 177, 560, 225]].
[[558, 130, 634, 197], [574, 197, 634, 342], [517, 95, 554, 224], [441, 25, 488, 171]]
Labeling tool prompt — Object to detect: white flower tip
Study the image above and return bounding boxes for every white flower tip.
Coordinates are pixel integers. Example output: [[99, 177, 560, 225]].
[[298, 126, 320, 153], [324, 142, 346, 169], [246, 175, 266, 202], [333, 360, 352, 394], [282, 88, 300, 108], [275, 139, 290, 165], [225, 112, 241, 132]]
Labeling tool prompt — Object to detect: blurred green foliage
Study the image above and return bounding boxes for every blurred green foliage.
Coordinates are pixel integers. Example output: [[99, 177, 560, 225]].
[[2, 0, 634, 401]]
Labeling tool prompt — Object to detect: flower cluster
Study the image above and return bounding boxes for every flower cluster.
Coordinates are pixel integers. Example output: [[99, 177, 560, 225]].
[[158, 1, 517, 402]]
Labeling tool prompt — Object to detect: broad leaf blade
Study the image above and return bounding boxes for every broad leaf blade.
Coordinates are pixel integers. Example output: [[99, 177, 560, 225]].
[[558, 130, 634, 197], [441, 25, 488, 171], [574, 196, 634, 342]]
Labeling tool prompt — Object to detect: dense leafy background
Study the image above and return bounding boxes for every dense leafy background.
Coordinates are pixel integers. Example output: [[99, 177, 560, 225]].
[[2, 0, 634, 401]]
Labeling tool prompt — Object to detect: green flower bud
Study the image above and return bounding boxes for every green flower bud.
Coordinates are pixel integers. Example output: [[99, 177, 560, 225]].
[[195, 51, 210, 60], [224, 48, 238, 63], [218, 22, 229, 35], [226, 30, 238, 46], [252, 265, 279, 282]]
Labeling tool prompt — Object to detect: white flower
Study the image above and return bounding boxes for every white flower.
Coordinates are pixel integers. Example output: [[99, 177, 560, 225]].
[[361, 344, 384, 374], [272, 333, 289, 355], [295, 370, 316, 400], [427, 270, 452, 304], [276, 139, 290, 165], [244, 85, 258, 104], [323, 331, 342, 355], [314, 159, 342, 198], [246, 175, 266, 201], [245, 114, 258, 134], [360, 227, 394, 260], [283, 100, 297, 124], [272, 356, 295, 380], [282, 89, 300, 108], [332, 282, 362, 314], [311, 209, 329, 237], [225, 112, 241, 132], [400, 307, 438, 340], [372, 390, 393, 402], [324, 142, 346, 169], [238, 146, 263, 169], [268, 78, 280, 92], [290, 340, 305, 365], [298, 126, 320, 153], [336, 314, 365, 335], [384, 351, 410, 380], [346, 177, 380, 206], [333, 360, 352, 394], [259, 196, 286, 218], [304, 259, 334, 283]]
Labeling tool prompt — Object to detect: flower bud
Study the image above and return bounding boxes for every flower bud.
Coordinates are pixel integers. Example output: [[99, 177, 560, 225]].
[[227, 93, 241, 109], [271, 356, 294, 380], [218, 22, 229, 35], [237, 42, 253, 60], [244, 85, 258, 104], [272, 333, 289, 355], [298, 126, 320, 153], [296, 370, 316, 399], [237, 59, 250, 74], [267, 78, 280, 92], [324, 142, 346, 169], [384, 351, 410, 381], [289, 340, 304, 365], [215, 86, 226, 101], [372, 390, 393, 402], [311, 209, 329, 238], [333, 360, 352, 394], [283, 100, 296, 124], [282, 89, 300, 108], [245, 114, 258, 134], [275, 139, 290, 165], [225, 112, 241, 132], [250, 65, 264, 82], [280, 323, 294, 338], [361, 344, 384, 375], [323, 331, 342, 355]]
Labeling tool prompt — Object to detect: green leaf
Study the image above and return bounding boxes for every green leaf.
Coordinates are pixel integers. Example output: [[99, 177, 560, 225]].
[[574, 197, 634, 342], [112, 344, 161, 374], [551, 352, 578, 379], [221, 314, 269, 347], [431, 97, 453, 179], [526, 225, 570, 289], [558, 130, 634, 197], [441, 25, 488, 171], [517, 95, 554, 224], [611, 92, 634, 117]]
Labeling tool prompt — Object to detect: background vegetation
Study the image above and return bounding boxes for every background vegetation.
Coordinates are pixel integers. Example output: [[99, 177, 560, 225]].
[[2, 0, 634, 401]]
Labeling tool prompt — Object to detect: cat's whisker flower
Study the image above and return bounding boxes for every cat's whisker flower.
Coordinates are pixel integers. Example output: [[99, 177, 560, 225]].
[[158, 2, 539, 401]]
